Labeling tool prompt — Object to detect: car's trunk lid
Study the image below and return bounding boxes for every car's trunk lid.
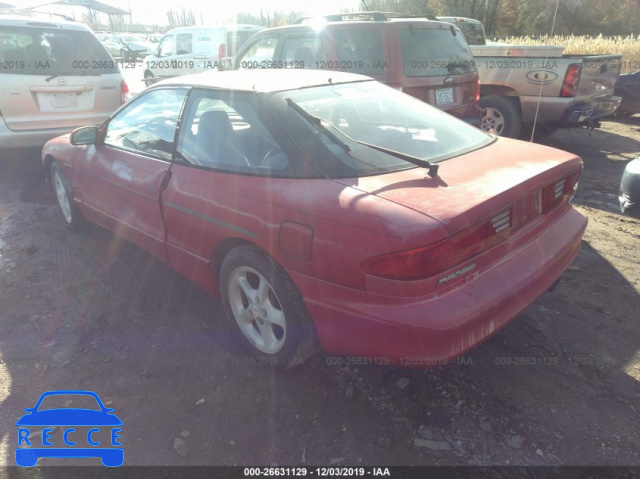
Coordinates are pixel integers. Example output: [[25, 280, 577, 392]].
[[335, 138, 582, 236]]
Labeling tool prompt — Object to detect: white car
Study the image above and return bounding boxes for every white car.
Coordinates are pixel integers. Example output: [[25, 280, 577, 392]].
[[0, 13, 129, 151]]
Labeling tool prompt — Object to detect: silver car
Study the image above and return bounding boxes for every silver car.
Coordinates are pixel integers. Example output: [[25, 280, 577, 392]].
[[0, 13, 129, 151]]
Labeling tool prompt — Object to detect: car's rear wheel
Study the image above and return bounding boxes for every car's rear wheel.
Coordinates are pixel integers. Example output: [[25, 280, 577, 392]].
[[479, 95, 523, 138], [220, 245, 320, 368], [120, 49, 129, 61], [51, 161, 86, 231]]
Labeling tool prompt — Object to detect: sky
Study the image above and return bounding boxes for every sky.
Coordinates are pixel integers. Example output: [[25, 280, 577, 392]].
[[17, 0, 363, 26]]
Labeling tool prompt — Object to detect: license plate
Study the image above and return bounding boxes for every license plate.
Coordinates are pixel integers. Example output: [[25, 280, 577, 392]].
[[435, 87, 454, 105], [39, 92, 80, 110]]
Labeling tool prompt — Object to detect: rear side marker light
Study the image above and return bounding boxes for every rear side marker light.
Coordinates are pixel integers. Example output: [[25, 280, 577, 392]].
[[542, 169, 582, 213], [491, 209, 511, 233], [553, 179, 565, 199]]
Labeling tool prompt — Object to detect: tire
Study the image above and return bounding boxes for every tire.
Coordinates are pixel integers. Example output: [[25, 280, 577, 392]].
[[220, 244, 320, 369], [50, 161, 86, 231], [479, 95, 523, 138], [144, 70, 155, 87], [121, 49, 129, 61]]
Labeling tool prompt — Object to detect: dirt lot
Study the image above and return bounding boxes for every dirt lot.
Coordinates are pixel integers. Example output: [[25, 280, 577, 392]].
[[0, 118, 638, 470]]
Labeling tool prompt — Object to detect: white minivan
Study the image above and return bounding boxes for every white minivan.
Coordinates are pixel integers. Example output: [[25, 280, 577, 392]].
[[142, 24, 264, 85]]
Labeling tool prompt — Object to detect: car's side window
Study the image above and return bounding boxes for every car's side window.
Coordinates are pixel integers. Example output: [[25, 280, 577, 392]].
[[236, 35, 279, 68], [280, 33, 324, 68], [176, 90, 290, 174], [334, 29, 384, 75], [176, 33, 192, 55], [104, 88, 189, 161], [158, 35, 174, 57]]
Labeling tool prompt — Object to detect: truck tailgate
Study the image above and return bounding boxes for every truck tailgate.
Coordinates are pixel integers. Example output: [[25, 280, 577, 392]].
[[570, 55, 622, 99]]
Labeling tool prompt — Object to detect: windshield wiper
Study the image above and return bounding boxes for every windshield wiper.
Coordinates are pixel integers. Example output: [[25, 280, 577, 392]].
[[286, 98, 439, 177], [46, 72, 103, 82], [351, 138, 439, 177], [286, 98, 440, 177], [285, 98, 351, 155]]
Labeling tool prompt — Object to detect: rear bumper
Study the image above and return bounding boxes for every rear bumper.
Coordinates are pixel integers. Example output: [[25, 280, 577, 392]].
[[289, 207, 587, 366], [520, 96, 621, 126], [0, 118, 74, 151]]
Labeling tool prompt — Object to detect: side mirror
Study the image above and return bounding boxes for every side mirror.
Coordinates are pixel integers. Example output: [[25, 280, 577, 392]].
[[70, 126, 99, 146], [219, 57, 232, 71]]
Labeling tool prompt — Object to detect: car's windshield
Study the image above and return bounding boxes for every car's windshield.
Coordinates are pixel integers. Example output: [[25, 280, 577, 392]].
[[266, 80, 492, 178], [37, 393, 102, 411]]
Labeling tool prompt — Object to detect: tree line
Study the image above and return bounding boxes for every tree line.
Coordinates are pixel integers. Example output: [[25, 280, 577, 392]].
[[161, 0, 640, 36], [360, 0, 640, 36]]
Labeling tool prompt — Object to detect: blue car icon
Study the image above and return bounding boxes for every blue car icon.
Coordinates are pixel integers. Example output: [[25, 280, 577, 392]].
[[16, 390, 123, 467]]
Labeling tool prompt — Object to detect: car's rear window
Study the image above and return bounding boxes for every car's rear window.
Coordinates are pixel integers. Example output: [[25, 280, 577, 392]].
[[399, 27, 476, 77], [267, 80, 492, 178], [0, 25, 118, 76]]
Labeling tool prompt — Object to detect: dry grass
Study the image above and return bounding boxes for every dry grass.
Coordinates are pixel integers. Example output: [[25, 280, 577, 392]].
[[504, 35, 640, 73]]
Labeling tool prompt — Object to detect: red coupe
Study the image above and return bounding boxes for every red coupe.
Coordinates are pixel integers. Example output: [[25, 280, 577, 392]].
[[43, 70, 587, 368]]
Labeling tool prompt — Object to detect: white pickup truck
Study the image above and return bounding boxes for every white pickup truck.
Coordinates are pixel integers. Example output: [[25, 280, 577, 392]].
[[439, 17, 622, 138]]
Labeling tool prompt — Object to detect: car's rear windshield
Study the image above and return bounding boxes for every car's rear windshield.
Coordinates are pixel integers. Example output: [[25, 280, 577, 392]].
[[266, 80, 492, 178], [399, 27, 476, 77], [0, 26, 118, 76]]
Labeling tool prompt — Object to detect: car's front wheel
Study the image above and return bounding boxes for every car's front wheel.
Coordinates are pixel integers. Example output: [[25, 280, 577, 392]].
[[120, 49, 129, 61], [50, 161, 86, 231], [220, 245, 320, 368]]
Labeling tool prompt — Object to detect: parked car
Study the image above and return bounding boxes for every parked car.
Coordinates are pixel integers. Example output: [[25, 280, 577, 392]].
[[142, 24, 264, 86], [614, 70, 640, 117], [105, 33, 153, 61], [0, 13, 129, 151], [619, 157, 640, 218], [232, 12, 482, 126], [146, 33, 163, 44], [43, 70, 587, 368], [439, 17, 622, 138]]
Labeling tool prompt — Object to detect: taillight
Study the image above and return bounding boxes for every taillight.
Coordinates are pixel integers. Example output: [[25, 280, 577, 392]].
[[561, 64, 582, 97], [120, 80, 129, 104], [474, 78, 480, 103], [362, 210, 512, 281], [541, 169, 582, 213], [218, 43, 226, 59]]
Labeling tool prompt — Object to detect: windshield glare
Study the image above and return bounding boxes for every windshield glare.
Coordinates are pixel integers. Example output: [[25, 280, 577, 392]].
[[268, 81, 491, 178]]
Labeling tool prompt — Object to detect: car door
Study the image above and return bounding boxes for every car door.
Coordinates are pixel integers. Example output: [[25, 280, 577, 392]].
[[153, 33, 176, 78], [161, 88, 297, 293], [72, 87, 189, 261], [174, 31, 194, 74]]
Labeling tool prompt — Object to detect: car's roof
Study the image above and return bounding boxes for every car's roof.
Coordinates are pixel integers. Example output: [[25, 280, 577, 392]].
[[0, 14, 89, 30], [153, 69, 373, 93], [253, 18, 444, 35]]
